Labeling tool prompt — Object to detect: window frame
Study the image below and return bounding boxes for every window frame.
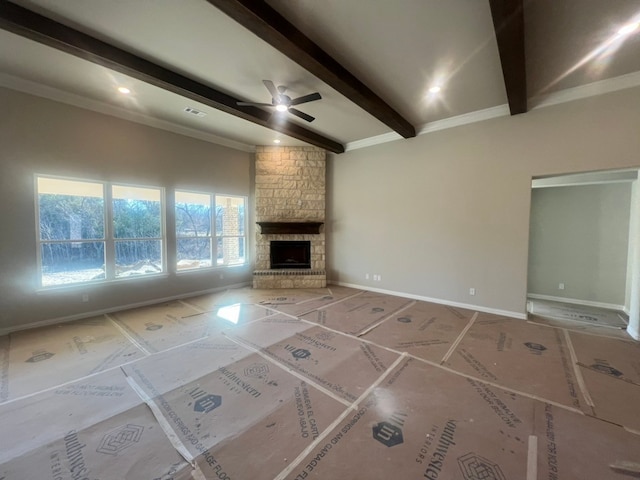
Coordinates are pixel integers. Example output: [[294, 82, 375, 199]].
[[111, 182, 166, 280], [175, 189, 214, 272], [35, 174, 166, 290], [215, 194, 248, 267]]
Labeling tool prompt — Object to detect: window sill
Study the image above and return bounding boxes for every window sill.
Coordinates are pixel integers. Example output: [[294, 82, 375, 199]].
[[36, 272, 170, 294]]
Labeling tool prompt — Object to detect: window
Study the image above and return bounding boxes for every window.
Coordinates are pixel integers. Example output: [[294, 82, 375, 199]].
[[36, 175, 165, 287], [112, 185, 163, 278], [175, 191, 212, 270], [216, 195, 246, 266], [175, 192, 247, 270], [37, 177, 105, 287]]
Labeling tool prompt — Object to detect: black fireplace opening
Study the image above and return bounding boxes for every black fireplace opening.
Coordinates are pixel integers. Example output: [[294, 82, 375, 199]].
[[270, 241, 311, 269]]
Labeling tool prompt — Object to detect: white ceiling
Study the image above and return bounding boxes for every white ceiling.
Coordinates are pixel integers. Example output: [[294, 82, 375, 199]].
[[1, 0, 639, 153]]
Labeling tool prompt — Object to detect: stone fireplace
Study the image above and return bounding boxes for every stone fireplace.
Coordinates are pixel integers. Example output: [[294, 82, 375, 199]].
[[253, 146, 326, 288]]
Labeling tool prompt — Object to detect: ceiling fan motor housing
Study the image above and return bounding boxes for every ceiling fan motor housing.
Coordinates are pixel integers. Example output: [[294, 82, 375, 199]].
[[275, 94, 292, 107]]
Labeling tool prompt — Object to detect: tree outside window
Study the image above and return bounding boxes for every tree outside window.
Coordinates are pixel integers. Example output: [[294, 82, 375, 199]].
[[37, 177, 105, 286], [175, 191, 212, 270], [112, 185, 163, 278], [36, 176, 164, 287]]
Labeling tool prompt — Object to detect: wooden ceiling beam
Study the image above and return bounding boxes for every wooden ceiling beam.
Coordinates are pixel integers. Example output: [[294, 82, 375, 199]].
[[206, 0, 416, 139], [488, 0, 527, 115], [0, 0, 344, 153]]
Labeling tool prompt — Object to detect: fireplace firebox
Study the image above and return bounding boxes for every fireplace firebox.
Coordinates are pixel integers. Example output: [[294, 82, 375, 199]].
[[270, 241, 311, 269]]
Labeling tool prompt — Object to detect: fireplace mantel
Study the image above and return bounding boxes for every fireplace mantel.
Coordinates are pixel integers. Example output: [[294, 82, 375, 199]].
[[257, 222, 323, 235]]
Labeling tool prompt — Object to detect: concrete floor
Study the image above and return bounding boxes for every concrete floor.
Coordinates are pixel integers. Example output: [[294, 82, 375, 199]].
[[1, 285, 639, 479]]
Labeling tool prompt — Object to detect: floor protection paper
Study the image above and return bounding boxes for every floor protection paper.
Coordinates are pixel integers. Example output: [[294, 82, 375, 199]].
[[565, 331, 640, 429], [125, 350, 346, 480], [578, 366, 640, 431], [282, 357, 537, 479], [110, 300, 218, 353], [272, 286, 363, 317], [1, 403, 192, 479], [568, 331, 640, 386], [255, 288, 333, 305], [444, 314, 586, 410], [200, 303, 278, 336], [527, 316, 630, 339], [529, 299, 628, 328], [5, 285, 639, 480], [216, 286, 331, 306], [282, 356, 640, 480], [120, 334, 254, 395], [532, 400, 640, 479], [300, 291, 413, 335], [224, 314, 316, 350], [361, 301, 476, 362], [0, 368, 192, 479], [0, 368, 143, 463], [229, 323, 400, 403], [179, 289, 230, 312], [182, 295, 275, 323], [0, 315, 144, 402]]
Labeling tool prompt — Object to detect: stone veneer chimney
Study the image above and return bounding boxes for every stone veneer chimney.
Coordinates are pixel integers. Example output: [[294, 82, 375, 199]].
[[253, 146, 326, 288]]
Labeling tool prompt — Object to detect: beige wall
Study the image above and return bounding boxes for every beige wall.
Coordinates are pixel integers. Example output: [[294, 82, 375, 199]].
[[528, 183, 631, 306], [626, 181, 640, 338], [0, 88, 253, 331], [326, 86, 640, 317]]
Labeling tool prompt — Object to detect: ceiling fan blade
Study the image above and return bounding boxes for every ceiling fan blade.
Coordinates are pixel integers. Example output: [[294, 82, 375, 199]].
[[237, 101, 274, 107], [288, 108, 315, 122], [290, 92, 322, 106], [262, 80, 279, 99]]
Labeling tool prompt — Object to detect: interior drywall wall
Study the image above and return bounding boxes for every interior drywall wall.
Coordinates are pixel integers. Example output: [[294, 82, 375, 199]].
[[528, 183, 631, 306], [0, 88, 253, 332], [626, 180, 640, 339], [326, 86, 640, 317]]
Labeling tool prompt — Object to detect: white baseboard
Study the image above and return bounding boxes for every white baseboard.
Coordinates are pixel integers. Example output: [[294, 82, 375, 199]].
[[334, 282, 527, 320], [527, 293, 624, 312], [0, 282, 251, 336], [627, 325, 640, 341]]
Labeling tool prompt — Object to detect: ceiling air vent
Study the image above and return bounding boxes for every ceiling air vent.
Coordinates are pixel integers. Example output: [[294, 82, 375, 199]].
[[184, 107, 206, 117]]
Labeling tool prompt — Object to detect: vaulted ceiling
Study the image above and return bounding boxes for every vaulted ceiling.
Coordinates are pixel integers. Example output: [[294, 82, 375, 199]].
[[1, 0, 639, 154]]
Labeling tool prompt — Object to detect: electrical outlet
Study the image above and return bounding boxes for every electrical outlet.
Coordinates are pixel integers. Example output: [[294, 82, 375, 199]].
[[469, 288, 476, 296], [378, 275, 382, 281], [365, 273, 370, 280], [82, 293, 89, 302], [559, 283, 565, 290]]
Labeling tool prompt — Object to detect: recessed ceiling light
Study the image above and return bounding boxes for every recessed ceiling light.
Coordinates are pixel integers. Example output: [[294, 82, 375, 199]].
[[428, 85, 442, 94], [273, 139, 281, 144], [617, 21, 639, 36], [275, 104, 288, 112], [117, 86, 131, 94]]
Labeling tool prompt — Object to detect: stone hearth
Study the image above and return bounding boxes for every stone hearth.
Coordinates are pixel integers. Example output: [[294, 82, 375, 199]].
[[253, 146, 326, 288]]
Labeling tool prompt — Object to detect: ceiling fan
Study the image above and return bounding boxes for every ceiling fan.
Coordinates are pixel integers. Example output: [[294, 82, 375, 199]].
[[237, 80, 322, 122]]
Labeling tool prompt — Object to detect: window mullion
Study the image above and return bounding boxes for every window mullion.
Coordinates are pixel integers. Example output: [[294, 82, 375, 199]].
[[211, 195, 216, 266], [104, 184, 115, 280]]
